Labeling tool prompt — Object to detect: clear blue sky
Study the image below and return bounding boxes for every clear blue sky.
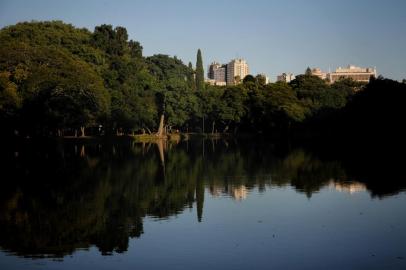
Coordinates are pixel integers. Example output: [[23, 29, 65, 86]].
[[1, 0, 406, 81]]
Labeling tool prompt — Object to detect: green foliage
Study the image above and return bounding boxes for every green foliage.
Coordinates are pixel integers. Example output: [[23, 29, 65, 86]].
[[92, 24, 128, 56], [161, 83, 198, 127], [219, 86, 248, 129], [0, 21, 105, 66], [129, 40, 143, 58], [146, 54, 189, 83], [187, 62, 195, 90], [330, 77, 363, 97], [0, 41, 109, 133], [195, 49, 204, 91], [0, 71, 21, 119], [0, 21, 149, 135], [0, 20, 367, 137], [290, 74, 356, 115], [246, 82, 308, 132], [197, 86, 224, 120], [243, 74, 256, 84], [255, 74, 267, 85], [265, 82, 308, 123], [146, 54, 195, 128]]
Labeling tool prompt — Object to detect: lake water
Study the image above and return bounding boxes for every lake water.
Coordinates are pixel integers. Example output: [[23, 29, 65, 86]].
[[0, 138, 405, 269]]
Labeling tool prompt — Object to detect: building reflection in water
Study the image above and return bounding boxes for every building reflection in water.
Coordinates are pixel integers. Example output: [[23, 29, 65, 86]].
[[1, 139, 405, 259], [209, 185, 248, 200], [329, 181, 367, 194]]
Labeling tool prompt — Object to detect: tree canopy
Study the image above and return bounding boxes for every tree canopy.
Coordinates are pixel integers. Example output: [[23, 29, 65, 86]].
[[1, 20, 400, 139]]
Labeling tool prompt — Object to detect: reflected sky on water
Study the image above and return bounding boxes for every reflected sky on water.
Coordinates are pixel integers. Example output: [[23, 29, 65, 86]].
[[0, 138, 405, 269]]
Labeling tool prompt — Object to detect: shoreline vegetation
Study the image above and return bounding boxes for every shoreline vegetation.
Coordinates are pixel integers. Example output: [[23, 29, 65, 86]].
[[1, 21, 406, 142], [59, 132, 226, 142]]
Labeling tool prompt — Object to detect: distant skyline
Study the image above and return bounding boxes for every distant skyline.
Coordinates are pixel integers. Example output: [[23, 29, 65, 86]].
[[1, 0, 405, 81]]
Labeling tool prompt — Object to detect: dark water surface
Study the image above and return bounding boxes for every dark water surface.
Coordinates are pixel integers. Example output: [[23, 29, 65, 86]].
[[0, 138, 405, 269]]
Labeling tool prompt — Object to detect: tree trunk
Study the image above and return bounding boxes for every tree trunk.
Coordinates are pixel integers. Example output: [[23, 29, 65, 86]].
[[80, 145, 85, 157], [156, 114, 165, 137], [157, 139, 165, 167], [80, 126, 85, 137], [211, 121, 215, 134], [202, 116, 205, 134]]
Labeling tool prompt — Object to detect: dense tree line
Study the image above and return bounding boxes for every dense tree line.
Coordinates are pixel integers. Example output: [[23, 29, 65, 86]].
[[1, 21, 405, 138]]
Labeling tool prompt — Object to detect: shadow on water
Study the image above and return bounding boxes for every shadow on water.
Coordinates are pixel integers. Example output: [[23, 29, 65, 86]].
[[0, 137, 405, 258]]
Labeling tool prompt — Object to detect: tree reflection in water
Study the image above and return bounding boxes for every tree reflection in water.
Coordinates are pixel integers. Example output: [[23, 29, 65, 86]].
[[0, 138, 404, 258]]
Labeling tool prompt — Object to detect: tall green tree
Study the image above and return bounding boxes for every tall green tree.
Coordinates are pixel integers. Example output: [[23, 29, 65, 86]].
[[195, 49, 204, 91], [146, 54, 196, 129], [219, 86, 248, 132], [187, 62, 195, 90], [290, 74, 329, 113], [0, 42, 110, 136], [255, 74, 267, 85], [242, 74, 256, 84]]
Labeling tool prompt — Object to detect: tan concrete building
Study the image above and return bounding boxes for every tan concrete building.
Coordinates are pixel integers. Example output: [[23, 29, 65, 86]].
[[208, 184, 248, 200], [205, 79, 216, 86], [328, 65, 376, 83], [311, 68, 328, 80], [277, 73, 295, 83], [208, 62, 227, 85], [329, 181, 366, 194], [227, 58, 249, 85]]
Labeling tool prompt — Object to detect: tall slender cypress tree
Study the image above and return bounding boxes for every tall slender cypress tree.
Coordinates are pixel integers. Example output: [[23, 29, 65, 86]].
[[195, 49, 205, 91], [187, 62, 195, 90]]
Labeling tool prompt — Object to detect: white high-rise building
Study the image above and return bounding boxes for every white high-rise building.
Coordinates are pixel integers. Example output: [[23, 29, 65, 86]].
[[227, 59, 249, 85]]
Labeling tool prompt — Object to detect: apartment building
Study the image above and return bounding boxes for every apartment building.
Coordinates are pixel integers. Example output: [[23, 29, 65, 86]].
[[226, 59, 249, 85], [328, 65, 376, 83]]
